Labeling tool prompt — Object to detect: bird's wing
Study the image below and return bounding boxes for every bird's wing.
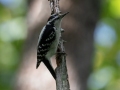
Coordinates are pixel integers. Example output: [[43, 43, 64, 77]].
[[37, 24, 56, 68]]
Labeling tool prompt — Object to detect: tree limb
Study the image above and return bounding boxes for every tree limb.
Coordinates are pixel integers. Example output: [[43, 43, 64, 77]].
[[55, 38, 70, 90]]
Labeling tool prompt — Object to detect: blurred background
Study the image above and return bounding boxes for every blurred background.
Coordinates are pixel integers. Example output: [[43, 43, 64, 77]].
[[0, 0, 120, 90]]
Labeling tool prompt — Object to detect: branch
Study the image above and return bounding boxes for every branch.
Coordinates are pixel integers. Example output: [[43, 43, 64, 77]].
[[55, 38, 70, 90], [48, 0, 55, 14], [54, 0, 61, 13], [48, 0, 60, 14]]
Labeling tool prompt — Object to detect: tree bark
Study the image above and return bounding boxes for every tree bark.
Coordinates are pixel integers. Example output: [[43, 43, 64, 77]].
[[14, 0, 100, 90], [56, 38, 70, 90]]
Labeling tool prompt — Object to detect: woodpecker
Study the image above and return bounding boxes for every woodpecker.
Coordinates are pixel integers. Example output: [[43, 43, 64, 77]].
[[37, 12, 68, 80]]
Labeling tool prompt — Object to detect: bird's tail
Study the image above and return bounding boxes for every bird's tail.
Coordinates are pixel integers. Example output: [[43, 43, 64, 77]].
[[42, 58, 56, 80]]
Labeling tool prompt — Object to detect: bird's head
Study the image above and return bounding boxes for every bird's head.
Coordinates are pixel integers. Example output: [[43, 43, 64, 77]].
[[47, 12, 69, 25]]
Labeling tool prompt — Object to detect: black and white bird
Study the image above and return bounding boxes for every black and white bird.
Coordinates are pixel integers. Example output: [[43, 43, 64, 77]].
[[37, 12, 68, 80]]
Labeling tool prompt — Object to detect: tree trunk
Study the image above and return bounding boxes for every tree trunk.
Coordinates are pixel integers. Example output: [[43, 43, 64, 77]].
[[15, 0, 100, 90]]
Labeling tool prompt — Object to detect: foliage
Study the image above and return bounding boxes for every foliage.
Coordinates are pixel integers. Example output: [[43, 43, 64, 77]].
[[0, 0, 27, 90], [88, 0, 120, 90]]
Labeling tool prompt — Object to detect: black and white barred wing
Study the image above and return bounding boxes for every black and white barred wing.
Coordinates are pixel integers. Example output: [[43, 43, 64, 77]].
[[37, 25, 56, 68]]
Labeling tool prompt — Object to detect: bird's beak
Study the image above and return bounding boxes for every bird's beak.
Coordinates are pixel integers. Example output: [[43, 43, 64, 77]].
[[59, 12, 69, 18]]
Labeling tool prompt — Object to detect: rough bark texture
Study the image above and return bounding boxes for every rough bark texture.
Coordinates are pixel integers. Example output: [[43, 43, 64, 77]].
[[15, 0, 100, 90], [56, 39, 70, 90]]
